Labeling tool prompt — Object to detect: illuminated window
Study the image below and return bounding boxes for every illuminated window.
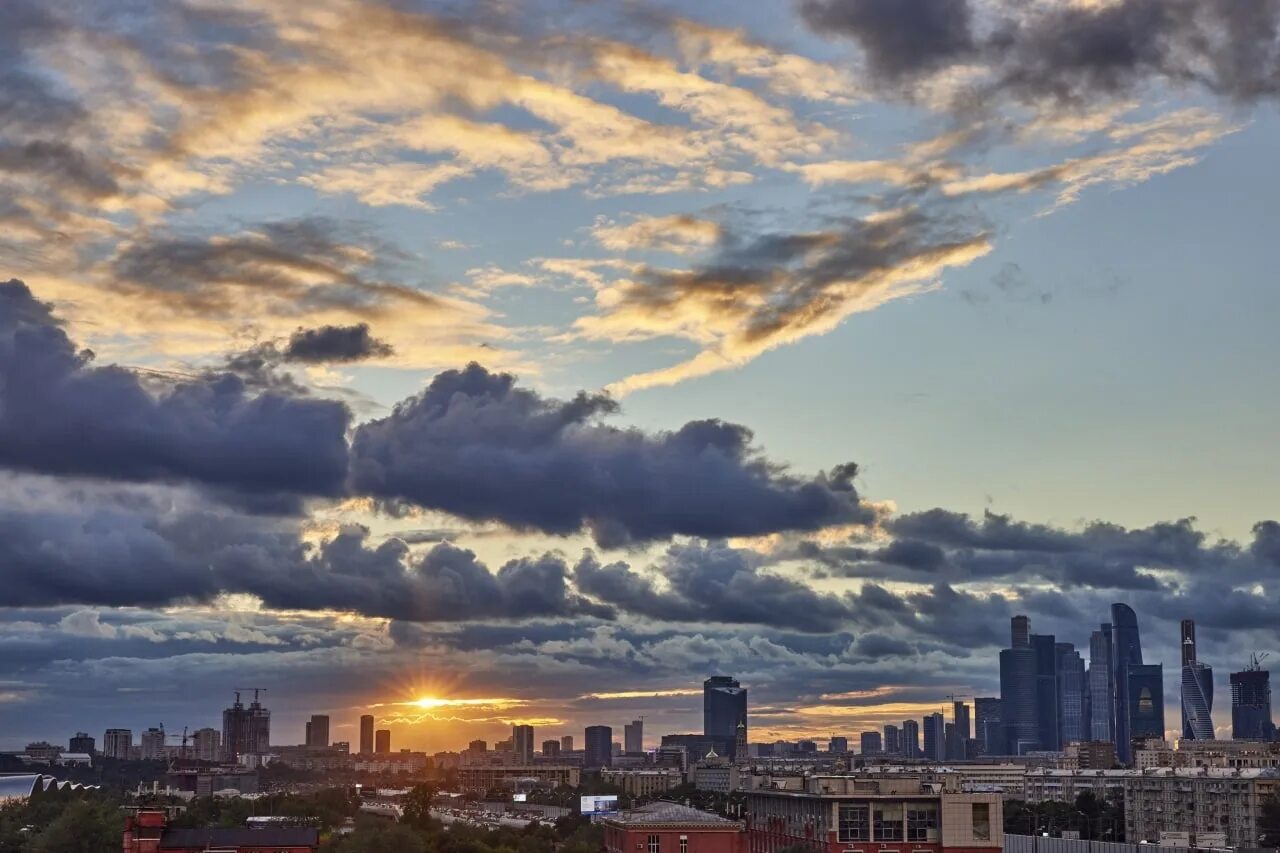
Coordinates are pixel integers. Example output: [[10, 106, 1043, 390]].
[[838, 803, 869, 841], [874, 804, 904, 841], [973, 803, 991, 841]]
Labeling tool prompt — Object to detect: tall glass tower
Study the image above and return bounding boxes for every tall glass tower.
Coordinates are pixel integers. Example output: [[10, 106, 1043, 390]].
[[703, 676, 747, 756], [1180, 619, 1214, 740], [1110, 604, 1143, 762]]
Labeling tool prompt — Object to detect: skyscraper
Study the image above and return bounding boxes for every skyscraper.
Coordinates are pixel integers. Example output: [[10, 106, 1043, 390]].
[[1180, 619, 1214, 740], [1087, 628, 1113, 743], [1032, 634, 1061, 751], [513, 724, 535, 763], [307, 714, 330, 748], [561, 735, 574, 752], [704, 676, 748, 748], [222, 690, 271, 762], [923, 713, 945, 761], [69, 732, 94, 754], [585, 725, 612, 768], [901, 719, 921, 758], [974, 697, 1001, 756], [103, 729, 132, 759], [140, 727, 166, 760], [1000, 615, 1039, 755], [375, 729, 391, 753], [193, 728, 220, 762], [360, 714, 375, 754], [542, 739, 561, 757], [624, 719, 643, 753], [828, 735, 848, 754], [860, 731, 882, 754], [1126, 664, 1165, 744], [1057, 643, 1086, 745], [1110, 604, 1143, 762], [1231, 659, 1276, 740], [882, 725, 899, 754]]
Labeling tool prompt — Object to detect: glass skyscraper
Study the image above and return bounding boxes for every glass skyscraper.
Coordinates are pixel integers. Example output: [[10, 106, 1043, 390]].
[[1180, 619, 1214, 740], [1087, 627, 1113, 743], [1000, 616, 1040, 755], [703, 675, 747, 757], [1110, 604, 1144, 762], [1057, 643, 1086, 745], [1231, 664, 1276, 740]]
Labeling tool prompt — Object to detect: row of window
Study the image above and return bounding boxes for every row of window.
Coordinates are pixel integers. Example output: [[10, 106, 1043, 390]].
[[837, 803, 938, 842], [647, 834, 689, 853]]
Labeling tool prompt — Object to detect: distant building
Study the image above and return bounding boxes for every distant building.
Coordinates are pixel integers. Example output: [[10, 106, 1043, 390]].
[[1031, 634, 1060, 752], [705, 676, 748, 754], [513, 724, 535, 764], [561, 735, 574, 752], [923, 713, 945, 761], [1232, 663, 1276, 740], [901, 719, 921, 759], [469, 739, 488, 752], [601, 768, 684, 797], [456, 764, 580, 792], [882, 727, 899, 755], [1000, 616, 1040, 755], [1124, 768, 1280, 847], [222, 690, 270, 762], [1063, 740, 1116, 770], [193, 728, 221, 763], [140, 728, 166, 761], [542, 739, 561, 757], [1056, 644, 1086, 746], [973, 698, 1001, 756], [69, 732, 94, 754], [1110, 603, 1144, 763], [1086, 629, 1113, 744], [306, 715, 329, 748], [662, 734, 735, 762], [586, 725, 613, 768], [360, 714, 375, 754], [1125, 664, 1165, 748], [24, 742, 61, 763], [1180, 619, 1214, 740], [123, 810, 316, 853], [375, 729, 391, 753], [602, 801, 744, 853], [103, 729, 133, 760], [829, 736, 848, 754], [860, 732, 882, 755], [623, 719, 644, 754]]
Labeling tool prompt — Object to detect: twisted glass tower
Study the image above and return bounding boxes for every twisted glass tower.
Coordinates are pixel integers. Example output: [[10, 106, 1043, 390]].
[[1181, 619, 1214, 740]]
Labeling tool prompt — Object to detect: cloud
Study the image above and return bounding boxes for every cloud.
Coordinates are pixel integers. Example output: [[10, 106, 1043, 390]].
[[0, 279, 351, 502], [281, 324, 394, 364], [591, 214, 723, 255], [797, 0, 975, 81], [573, 207, 992, 392], [351, 363, 872, 546]]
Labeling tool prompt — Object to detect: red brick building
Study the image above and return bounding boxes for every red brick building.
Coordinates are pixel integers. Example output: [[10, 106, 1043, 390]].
[[602, 801, 746, 853], [122, 810, 319, 852], [746, 775, 1003, 853]]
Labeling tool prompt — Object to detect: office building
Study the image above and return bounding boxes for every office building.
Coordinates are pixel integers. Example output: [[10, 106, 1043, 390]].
[[923, 713, 945, 761], [222, 690, 271, 762], [353, 714, 372, 754], [69, 732, 94, 754], [947, 702, 970, 760], [542, 739, 561, 757], [860, 731, 882, 754], [561, 735, 574, 752], [1031, 634, 1060, 751], [901, 719, 921, 759], [375, 729, 391, 753], [193, 728, 221, 763], [999, 616, 1039, 755], [829, 736, 848, 754], [1057, 643, 1086, 745], [745, 775, 1003, 853], [1125, 664, 1166, 746], [1232, 661, 1276, 740], [1180, 619, 1214, 740], [306, 715, 329, 748], [103, 728, 133, 759], [600, 768, 685, 798], [624, 719, 644, 754], [586, 725, 613, 768], [1086, 628, 1113, 743], [1110, 604, 1143, 762], [663, 733, 735, 761], [973, 698, 1001, 756], [513, 724, 535, 764], [883, 725, 900, 755], [704, 676, 748, 756], [141, 727, 166, 760]]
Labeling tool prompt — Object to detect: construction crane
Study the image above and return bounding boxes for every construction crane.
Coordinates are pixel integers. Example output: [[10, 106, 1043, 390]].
[[1249, 652, 1271, 671], [943, 694, 970, 716], [235, 687, 268, 704]]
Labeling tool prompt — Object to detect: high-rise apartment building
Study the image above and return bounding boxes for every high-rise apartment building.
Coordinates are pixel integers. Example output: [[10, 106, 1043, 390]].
[[901, 719, 921, 758], [193, 728, 221, 762], [103, 728, 133, 759], [375, 729, 391, 753], [1110, 604, 1143, 763], [624, 719, 643, 753], [1057, 643, 1086, 745], [1087, 628, 1113, 743], [542, 739, 561, 757], [1000, 615, 1039, 755], [704, 676, 747, 753], [1231, 661, 1276, 740], [1181, 619, 1214, 740], [585, 725, 613, 768], [974, 698, 1001, 756], [69, 732, 94, 754], [307, 714, 330, 748], [561, 735, 574, 752], [829, 735, 848, 754], [222, 690, 271, 762], [860, 731, 882, 754], [883, 725, 900, 754], [360, 714, 375, 754], [513, 724, 535, 764], [140, 727, 166, 760]]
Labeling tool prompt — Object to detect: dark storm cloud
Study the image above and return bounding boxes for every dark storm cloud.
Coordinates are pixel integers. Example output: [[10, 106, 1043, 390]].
[[0, 280, 351, 500], [281, 324, 394, 363], [351, 363, 870, 546], [799, 0, 1280, 105]]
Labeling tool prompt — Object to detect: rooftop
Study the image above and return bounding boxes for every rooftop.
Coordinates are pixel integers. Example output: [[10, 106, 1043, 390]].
[[159, 826, 319, 848], [607, 801, 742, 827]]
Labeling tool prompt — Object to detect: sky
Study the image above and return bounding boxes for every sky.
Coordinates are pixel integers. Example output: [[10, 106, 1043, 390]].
[[1, 0, 1279, 754]]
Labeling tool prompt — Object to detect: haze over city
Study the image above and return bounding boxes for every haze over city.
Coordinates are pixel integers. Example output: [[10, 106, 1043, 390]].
[[3, 0, 1280, 762]]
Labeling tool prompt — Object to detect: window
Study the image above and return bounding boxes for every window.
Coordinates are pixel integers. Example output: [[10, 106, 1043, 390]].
[[874, 804, 904, 842], [838, 803, 870, 842], [972, 803, 991, 841], [649, 835, 661, 853], [907, 804, 939, 842], [680, 835, 688, 853]]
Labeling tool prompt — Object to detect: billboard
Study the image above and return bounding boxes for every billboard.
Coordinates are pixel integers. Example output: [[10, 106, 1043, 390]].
[[512, 794, 527, 803], [580, 795, 618, 816]]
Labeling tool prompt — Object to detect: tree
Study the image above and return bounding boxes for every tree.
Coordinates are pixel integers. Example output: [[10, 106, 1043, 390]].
[[27, 799, 123, 853], [327, 822, 427, 853]]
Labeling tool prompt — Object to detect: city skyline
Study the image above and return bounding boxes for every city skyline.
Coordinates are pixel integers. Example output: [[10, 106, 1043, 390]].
[[2, 0, 1280, 755]]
